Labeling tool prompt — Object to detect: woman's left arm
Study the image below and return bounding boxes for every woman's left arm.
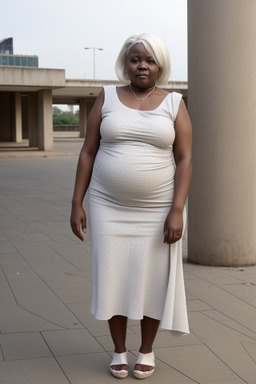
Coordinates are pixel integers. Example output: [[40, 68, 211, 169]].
[[164, 99, 192, 244]]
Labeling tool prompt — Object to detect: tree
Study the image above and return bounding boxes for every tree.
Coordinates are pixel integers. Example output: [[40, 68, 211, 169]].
[[52, 105, 79, 125]]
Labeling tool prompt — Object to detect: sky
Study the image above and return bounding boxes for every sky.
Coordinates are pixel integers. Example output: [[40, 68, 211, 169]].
[[2, 0, 187, 82]]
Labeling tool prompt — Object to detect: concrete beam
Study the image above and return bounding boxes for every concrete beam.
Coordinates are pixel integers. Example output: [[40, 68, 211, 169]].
[[0, 67, 65, 89]]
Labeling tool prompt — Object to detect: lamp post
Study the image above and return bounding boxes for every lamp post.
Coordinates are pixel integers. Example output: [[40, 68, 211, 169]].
[[84, 47, 103, 80]]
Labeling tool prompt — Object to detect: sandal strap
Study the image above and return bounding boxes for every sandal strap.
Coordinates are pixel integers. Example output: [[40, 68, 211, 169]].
[[136, 351, 155, 367], [110, 351, 128, 366]]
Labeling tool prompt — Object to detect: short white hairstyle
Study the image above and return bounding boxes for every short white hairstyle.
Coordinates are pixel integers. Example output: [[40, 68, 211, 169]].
[[115, 33, 171, 85]]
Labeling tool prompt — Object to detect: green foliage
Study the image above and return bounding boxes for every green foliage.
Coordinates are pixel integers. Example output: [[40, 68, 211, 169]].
[[52, 106, 79, 126]]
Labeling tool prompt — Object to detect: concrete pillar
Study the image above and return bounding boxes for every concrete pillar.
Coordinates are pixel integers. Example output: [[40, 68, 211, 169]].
[[12, 92, 22, 142], [79, 100, 87, 138], [22, 95, 29, 139], [38, 89, 53, 150], [187, 0, 256, 266], [28, 93, 39, 148], [79, 100, 94, 138]]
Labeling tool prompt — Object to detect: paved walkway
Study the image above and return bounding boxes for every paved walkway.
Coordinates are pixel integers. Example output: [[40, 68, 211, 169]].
[[1, 139, 256, 384]]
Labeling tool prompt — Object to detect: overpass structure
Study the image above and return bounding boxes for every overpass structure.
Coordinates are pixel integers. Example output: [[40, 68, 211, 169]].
[[0, 66, 187, 151]]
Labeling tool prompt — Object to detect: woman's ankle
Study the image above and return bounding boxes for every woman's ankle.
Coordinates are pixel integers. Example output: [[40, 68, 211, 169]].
[[139, 347, 153, 354], [114, 347, 127, 354]]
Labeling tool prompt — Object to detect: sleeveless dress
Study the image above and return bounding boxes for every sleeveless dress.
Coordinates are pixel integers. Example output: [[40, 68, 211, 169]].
[[88, 85, 189, 334]]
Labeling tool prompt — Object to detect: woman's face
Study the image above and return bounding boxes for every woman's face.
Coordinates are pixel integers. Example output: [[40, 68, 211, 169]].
[[126, 43, 160, 88]]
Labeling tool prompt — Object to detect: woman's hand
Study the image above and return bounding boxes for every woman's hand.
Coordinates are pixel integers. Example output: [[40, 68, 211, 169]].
[[163, 208, 183, 244], [70, 203, 87, 241]]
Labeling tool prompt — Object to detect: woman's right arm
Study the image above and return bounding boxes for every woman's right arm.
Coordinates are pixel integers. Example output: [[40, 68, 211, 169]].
[[70, 89, 104, 241]]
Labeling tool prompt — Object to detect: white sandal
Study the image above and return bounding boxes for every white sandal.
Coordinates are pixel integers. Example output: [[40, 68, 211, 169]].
[[110, 351, 129, 379], [134, 351, 155, 379]]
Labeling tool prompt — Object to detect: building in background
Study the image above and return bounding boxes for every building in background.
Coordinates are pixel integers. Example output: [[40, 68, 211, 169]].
[[0, 37, 38, 67], [0, 37, 187, 151], [0, 37, 13, 54]]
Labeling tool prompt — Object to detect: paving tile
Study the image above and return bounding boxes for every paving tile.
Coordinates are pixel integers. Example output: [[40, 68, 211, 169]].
[[57, 352, 117, 384], [0, 357, 70, 384], [243, 296, 256, 307], [203, 310, 256, 340], [185, 264, 248, 284], [49, 233, 81, 247], [189, 311, 256, 343], [0, 267, 17, 306], [32, 221, 73, 236], [0, 332, 51, 361], [44, 275, 92, 304], [18, 233, 52, 242], [57, 351, 196, 384], [45, 240, 63, 250], [0, 241, 17, 253], [42, 329, 104, 356], [186, 292, 197, 300], [2, 224, 39, 236], [0, 210, 18, 228], [20, 258, 84, 280], [241, 340, 256, 358], [156, 345, 237, 383], [0, 230, 7, 240], [189, 312, 256, 383], [1, 240, 64, 264], [149, 361, 198, 384], [1, 263, 83, 329], [207, 341, 256, 384], [67, 302, 110, 336], [185, 275, 256, 333], [200, 380, 247, 384], [187, 298, 213, 312], [54, 246, 92, 271], [0, 305, 63, 333], [0, 251, 23, 268], [219, 282, 256, 301]]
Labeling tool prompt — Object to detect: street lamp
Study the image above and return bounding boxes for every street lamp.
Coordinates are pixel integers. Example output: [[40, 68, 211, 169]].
[[84, 47, 103, 80]]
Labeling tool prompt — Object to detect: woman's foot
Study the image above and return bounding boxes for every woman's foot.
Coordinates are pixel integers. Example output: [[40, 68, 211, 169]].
[[134, 351, 155, 379], [110, 351, 129, 379]]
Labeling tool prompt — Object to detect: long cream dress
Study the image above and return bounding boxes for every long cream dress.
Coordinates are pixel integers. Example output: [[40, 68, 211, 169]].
[[88, 85, 189, 334]]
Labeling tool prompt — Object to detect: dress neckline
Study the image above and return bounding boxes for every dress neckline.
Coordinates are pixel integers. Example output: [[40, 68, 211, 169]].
[[115, 86, 170, 112]]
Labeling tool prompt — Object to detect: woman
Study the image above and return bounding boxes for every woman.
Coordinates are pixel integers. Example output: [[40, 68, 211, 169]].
[[70, 33, 192, 379]]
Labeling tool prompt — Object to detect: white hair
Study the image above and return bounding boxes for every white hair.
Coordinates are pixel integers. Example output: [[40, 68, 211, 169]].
[[115, 33, 171, 85]]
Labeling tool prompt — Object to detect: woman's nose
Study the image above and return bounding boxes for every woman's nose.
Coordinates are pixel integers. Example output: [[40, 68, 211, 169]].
[[138, 61, 147, 69]]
